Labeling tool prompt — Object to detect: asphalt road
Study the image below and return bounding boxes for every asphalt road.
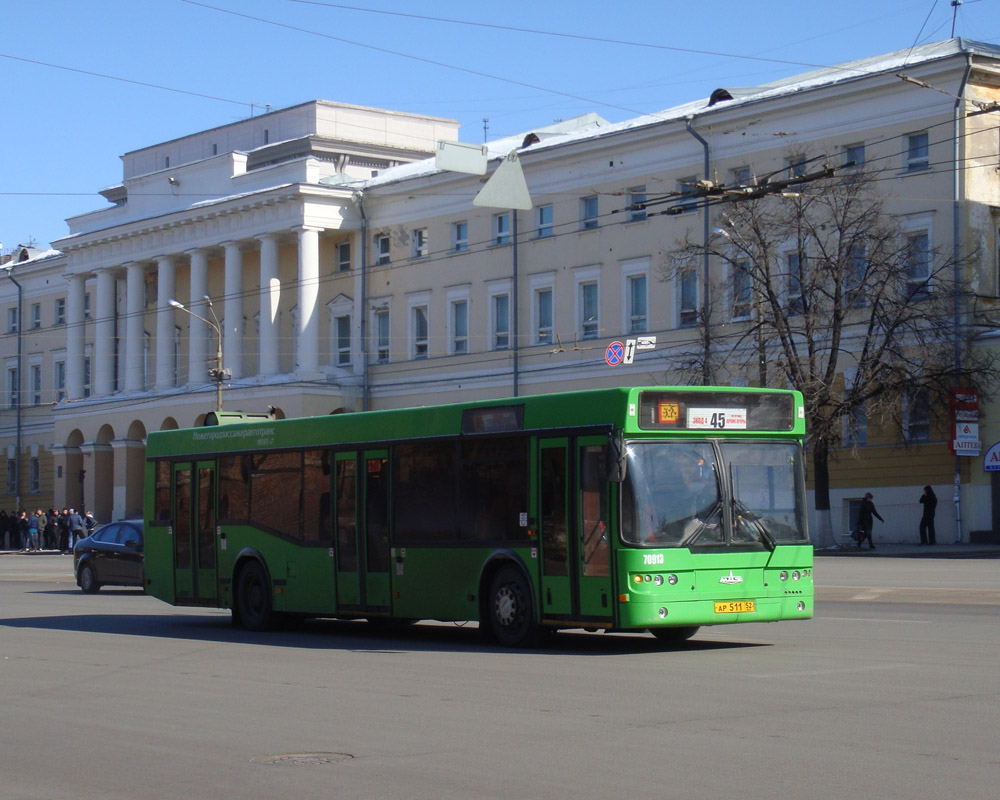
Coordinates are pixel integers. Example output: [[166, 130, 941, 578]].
[[1, 553, 998, 800]]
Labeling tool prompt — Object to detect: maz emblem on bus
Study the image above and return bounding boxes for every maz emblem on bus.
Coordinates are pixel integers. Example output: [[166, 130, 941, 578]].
[[719, 571, 744, 585]]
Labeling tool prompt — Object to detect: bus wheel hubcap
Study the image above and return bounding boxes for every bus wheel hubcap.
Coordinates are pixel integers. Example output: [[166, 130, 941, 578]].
[[495, 586, 518, 627]]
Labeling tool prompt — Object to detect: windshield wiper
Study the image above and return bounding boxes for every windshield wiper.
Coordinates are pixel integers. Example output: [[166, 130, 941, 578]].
[[680, 501, 723, 546], [733, 499, 776, 548]]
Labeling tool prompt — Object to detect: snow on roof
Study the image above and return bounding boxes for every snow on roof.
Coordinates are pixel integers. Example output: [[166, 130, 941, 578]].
[[355, 39, 999, 192]]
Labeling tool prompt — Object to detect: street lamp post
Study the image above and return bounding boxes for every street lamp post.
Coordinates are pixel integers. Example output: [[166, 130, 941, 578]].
[[169, 296, 230, 412]]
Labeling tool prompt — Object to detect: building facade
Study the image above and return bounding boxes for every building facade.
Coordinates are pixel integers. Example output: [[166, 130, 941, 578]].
[[3, 41, 1000, 542]]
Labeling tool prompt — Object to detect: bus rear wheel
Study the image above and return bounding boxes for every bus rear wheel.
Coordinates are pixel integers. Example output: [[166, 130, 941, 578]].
[[236, 560, 277, 631], [650, 626, 700, 642], [487, 566, 539, 648]]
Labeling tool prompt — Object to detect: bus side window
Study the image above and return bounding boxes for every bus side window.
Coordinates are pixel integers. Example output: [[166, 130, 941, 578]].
[[580, 445, 609, 577]]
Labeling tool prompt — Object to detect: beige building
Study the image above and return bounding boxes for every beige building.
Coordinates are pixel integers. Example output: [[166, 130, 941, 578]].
[[3, 40, 1000, 543]]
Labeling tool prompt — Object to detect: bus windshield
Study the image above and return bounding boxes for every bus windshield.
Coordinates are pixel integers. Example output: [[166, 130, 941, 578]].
[[621, 441, 808, 547]]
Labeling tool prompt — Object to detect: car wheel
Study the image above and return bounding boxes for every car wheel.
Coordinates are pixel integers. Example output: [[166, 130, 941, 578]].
[[79, 563, 101, 594]]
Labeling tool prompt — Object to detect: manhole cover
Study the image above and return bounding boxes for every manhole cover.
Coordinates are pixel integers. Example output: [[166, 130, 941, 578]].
[[251, 752, 354, 766]]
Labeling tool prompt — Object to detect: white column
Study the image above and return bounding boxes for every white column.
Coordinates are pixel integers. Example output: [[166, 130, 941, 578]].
[[297, 226, 321, 373], [94, 269, 117, 396], [187, 248, 209, 385], [154, 255, 176, 390], [65, 274, 86, 400], [124, 262, 146, 393], [258, 234, 280, 376], [223, 242, 244, 380]]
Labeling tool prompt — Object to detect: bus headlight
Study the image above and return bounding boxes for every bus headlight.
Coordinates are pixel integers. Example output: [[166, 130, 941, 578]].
[[779, 570, 789, 582], [667, 574, 678, 585], [658, 607, 668, 618], [797, 601, 806, 612], [653, 575, 664, 586], [792, 571, 801, 581]]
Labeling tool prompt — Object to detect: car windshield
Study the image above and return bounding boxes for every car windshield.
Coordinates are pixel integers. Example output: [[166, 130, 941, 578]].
[[621, 440, 808, 547]]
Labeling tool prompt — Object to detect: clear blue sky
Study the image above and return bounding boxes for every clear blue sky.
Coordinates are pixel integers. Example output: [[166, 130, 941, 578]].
[[2, 0, 998, 250]]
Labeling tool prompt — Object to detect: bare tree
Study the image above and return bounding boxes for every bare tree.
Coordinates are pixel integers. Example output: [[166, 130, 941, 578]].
[[664, 168, 998, 547]]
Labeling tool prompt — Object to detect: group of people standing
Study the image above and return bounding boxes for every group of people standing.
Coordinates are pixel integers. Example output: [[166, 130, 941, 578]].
[[0, 508, 94, 553], [854, 486, 938, 549]]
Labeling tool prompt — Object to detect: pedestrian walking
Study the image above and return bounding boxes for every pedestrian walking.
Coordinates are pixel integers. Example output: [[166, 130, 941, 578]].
[[919, 485, 937, 545], [67, 508, 84, 550], [857, 492, 884, 550]]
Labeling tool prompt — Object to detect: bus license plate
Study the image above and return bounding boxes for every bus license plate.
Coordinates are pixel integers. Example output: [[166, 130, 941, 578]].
[[714, 600, 755, 614]]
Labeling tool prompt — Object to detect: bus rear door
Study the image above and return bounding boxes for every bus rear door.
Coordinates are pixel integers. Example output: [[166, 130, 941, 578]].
[[171, 461, 219, 605]]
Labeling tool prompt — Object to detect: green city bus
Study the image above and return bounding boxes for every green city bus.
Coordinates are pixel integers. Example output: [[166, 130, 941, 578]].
[[143, 386, 813, 646]]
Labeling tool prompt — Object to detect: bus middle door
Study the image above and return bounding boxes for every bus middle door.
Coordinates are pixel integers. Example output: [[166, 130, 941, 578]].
[[538, 438, 572, 617], [576, 438, 614, 621], [172, 461, 219, 605]]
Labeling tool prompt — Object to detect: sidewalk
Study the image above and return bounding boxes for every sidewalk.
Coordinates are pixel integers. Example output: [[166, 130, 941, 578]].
[[816, 541, 1000, 558]]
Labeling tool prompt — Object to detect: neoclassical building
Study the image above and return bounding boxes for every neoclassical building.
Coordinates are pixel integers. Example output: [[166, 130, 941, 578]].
[[4, 39, 1000, 542]]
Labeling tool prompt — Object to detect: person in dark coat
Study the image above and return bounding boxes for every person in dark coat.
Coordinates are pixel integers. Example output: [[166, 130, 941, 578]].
[[857, 492, 884, 550], [919, 486, 937, 545]]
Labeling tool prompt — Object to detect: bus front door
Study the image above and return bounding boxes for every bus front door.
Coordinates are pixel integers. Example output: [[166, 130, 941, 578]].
[[333, 450, 391, 614], [576, 438, 614, 621], [538, 438, 572, 616], [172, 461, 219, 605]]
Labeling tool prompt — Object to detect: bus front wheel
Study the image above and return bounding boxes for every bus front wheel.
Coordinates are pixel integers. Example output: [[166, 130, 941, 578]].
[[236, 560, 276, 631], [650, 626, 700, 642], [487, 566, 538, 648]]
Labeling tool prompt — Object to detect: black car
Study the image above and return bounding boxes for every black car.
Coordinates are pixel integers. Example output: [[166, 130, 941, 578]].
[[74, 520, 144, 593]]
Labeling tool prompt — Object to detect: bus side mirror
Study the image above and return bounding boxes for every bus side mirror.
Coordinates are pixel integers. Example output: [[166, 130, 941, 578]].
[[606, 432, 627, 483]]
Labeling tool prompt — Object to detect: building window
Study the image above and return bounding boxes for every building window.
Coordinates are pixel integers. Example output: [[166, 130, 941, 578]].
[[7, 366, 19, 409], [786, 251, 804, 315], [905, 230, 931, 299], [627, 187, 647, 222], [31, 303, 41, 329], [677, 177, 698, 213], [55, 361, 66, 402], [337, 242, 351, 272], [452, 221, 468, 252], [492, 292, 510, 350], [494, 213, 511, 246], [787, 156, 807, 180], [578, 278, 599, 340], [537, 205, 554, 238], [843, 400, 868, 447], [83, 356, 91, 398], [375, 234, 391, 266], [5, 459, 16, 495], [580, 196, 599, 230], [626, 273, 647, 334], [30, 364, 41, 406], [335, 315, 351, 366], [679, 265, 698, 327], [55, 298, 66, 326], [84, 293, 91, 321], [7, 307, 18, 334], [373, 307, 390, 364], [730, 165, 751, 185], [411, 305, 429, 359], [732, 260, 752, 320], [906, 132, 930, 172], [29, 458, 39, 494], [535, 287, 553, 345], [843, 142, 865, 169], [412, 228, 428, 259], [904, 389, 931, 443], [846, 243, 868, 307], [451, 298, 469, 354]]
